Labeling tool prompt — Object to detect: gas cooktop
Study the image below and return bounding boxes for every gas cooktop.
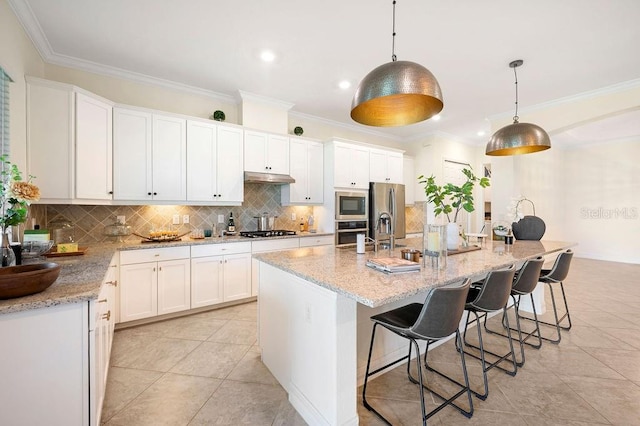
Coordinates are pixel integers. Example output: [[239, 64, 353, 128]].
[[240, 230, 297, 238]]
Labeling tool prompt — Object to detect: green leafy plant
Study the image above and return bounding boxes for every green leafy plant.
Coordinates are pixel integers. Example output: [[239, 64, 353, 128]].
[[418, 168, 490, 223]]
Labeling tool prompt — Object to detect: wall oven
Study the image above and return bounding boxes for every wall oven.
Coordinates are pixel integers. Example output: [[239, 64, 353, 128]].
[[335, 191, 368, 221], [335, 220, 369, 246]]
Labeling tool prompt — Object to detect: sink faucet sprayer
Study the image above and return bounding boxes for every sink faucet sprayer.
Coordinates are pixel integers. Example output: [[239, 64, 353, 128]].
[[377, 211, 395, 255]]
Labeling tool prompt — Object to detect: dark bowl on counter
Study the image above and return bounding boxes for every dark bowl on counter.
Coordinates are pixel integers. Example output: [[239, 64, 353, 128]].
[[0, 262, 61, 299]]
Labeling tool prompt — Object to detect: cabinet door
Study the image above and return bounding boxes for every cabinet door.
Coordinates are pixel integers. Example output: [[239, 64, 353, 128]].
[[333, 144, 354, 188], [223, 253, 251, 302], [307, 141, 324, 203], [26, 80, 74, 200], [216, 126, 244, 203], [387, 153, 404, 184], [157, 258, 191, 315], [152, 115, 187, 201], [369, 150, 389, 183], [113, 108, 153, 200], [75, 92, 113, 200], [287, 138, 308, 203], [351, 146, 371, 189], [244, 130, 268, 172], [191, 256, 224, 308], [266, 134, 290, 175], [119, 262, 157, 322], [186, 120, 217, 201]]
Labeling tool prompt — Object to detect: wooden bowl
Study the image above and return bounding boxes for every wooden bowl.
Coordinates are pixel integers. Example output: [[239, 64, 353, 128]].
[[0, 262, 61, 300]]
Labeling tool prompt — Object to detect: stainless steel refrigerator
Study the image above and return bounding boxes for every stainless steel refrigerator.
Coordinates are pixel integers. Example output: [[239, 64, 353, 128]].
[[369, 182, 406, 243]]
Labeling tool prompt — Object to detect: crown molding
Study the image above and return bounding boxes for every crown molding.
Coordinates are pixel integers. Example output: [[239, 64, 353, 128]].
[[8, 0, 54, 59], [237, 90, 294, 111], [488, 78, 640, 122]]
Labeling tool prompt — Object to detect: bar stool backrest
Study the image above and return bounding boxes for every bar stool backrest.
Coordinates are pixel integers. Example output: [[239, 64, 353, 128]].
[[543, 250, 574, 282], [467, 266, 516, 312], [512, 257, 544, 295], [410, 279, 471, 340]]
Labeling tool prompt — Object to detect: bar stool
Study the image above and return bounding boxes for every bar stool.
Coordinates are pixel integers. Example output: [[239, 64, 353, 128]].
[[362, 279, 473, 425], [483, 257, 545, 367], [520, 250, 574, 343], [460, 265, 518, 400]]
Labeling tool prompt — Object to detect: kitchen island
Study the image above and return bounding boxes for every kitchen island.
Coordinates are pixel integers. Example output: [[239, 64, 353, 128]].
[[254, 239, 575, 426]]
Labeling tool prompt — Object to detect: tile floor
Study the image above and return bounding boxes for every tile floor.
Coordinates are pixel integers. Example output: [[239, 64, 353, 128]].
[[103, 257, 640, 425]]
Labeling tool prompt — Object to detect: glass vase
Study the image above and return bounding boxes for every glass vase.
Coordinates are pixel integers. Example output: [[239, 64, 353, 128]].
[[1, 232, 16, 267], [423, 224, 447, 269]]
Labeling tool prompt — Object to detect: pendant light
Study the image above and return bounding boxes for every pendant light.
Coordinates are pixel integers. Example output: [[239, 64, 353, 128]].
[[350, 0, 443, 127], [486, 60, 551, 156]]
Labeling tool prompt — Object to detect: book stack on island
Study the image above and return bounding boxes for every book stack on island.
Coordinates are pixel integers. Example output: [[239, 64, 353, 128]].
[[366, 257, 421, 273]]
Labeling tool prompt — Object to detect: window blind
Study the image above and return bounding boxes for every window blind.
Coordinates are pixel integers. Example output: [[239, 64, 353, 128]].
[[0, 67, 13, 158]]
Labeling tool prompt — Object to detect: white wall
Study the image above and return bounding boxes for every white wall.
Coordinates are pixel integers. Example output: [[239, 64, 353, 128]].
[[0, 0, 45, 169]]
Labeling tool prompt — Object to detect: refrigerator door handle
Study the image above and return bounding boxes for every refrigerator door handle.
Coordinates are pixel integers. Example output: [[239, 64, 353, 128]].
[[390, 187, 396, 223]]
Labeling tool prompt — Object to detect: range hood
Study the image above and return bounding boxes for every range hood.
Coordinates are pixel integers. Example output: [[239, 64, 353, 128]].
[[244, 171, 295, 184]]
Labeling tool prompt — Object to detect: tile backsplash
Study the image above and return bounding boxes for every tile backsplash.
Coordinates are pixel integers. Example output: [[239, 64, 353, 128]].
[[27, 185, 424, 244]]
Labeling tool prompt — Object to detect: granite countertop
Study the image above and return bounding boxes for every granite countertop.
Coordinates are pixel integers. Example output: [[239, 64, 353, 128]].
[[0, 232, 333, 316], [253, 238, 576, 308]]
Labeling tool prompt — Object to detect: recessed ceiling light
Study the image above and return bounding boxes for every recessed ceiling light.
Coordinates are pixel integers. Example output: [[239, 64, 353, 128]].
[[432, 114, 441, 121], [477, 131, 486, 137], [260, 50, 276, 62], [338, 80, 351, 90]]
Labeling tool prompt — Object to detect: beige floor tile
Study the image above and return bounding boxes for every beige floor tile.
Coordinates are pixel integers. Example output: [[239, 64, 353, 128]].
[[121, 315, 229, 341], [531, 344, 625, 380], [170, 341, 250, 379], [104, 373, 221, 426], [358, 396, 440, 425], [558, 324, 637, 351], [226, 348, 279, 385], [597, 326, 640, 350], [522, 415, 611, 425], [208, 319, 258, 345], [581, 346, 640, 382], [101, 367, 163, 423], [559, 374, 640, 425], [111, 334, 201, 372], [189, 380, 288, 425]]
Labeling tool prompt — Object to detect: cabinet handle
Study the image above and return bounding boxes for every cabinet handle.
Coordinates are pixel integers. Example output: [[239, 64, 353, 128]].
[[159, 267, 162, 272], [154, 254, 160, 257], [106, 280, 118, 287], [102, 310, 111, 321], [213, 194, 217, 198], [108, 191, 113, 195], [224, 260, 227, 263], [98, 298, 107, 303], [148, 192, 152, 195], [153, 267, 156, 272], [153, 192, 158, 196]]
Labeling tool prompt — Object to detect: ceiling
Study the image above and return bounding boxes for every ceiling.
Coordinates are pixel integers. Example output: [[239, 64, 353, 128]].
[[9, 0, 640, 144]]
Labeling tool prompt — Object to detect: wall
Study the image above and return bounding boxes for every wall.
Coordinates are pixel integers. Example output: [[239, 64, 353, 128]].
[[0, 0, 45, 168]]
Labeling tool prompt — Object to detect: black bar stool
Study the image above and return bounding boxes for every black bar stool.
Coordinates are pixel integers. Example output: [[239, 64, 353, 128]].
[[483, 257, 545, 366], [460, 265, 518, 400], [520, 249, 574, 343], [362, 279, 473, 425]]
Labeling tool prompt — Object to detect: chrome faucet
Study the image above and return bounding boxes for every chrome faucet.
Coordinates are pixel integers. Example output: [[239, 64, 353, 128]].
[[377, 211, 395, 255], [365, 236, 379, 253]]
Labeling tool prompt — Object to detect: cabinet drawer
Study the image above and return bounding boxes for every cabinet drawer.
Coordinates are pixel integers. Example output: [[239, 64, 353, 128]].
[[299, 235, 334, 247], [120, 246, 190, 264], [191, 242, 251, 258], [252, 238, 299, 253]]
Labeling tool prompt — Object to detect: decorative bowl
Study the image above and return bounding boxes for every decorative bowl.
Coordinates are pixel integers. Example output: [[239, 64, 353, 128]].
[[0, 262, 61, 299]]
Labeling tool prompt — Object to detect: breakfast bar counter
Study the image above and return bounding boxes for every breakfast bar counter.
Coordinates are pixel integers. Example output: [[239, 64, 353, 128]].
[[254, 239, 575, 426]]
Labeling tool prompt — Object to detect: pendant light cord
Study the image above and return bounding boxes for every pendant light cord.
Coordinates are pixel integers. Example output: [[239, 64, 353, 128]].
[[513, 64, 520, 123], [391, 0, 397, 61]]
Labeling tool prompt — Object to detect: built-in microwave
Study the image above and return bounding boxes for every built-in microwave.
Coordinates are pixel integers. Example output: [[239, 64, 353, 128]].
[[335, 191, 368, 221]]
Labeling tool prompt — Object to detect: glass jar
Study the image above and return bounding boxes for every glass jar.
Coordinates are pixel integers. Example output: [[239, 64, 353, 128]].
[[50, 218, 75, 245]]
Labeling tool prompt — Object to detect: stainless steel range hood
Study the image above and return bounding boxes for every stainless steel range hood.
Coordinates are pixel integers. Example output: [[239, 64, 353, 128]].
[[244, 171, 295, 184]]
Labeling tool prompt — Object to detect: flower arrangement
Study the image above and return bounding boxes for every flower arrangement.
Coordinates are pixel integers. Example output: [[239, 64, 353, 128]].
[[0, 156, 40, 234], [418, 167, 490, 223]]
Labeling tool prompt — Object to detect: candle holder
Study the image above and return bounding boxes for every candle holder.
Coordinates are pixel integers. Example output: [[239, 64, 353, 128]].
[[423, 224, 447, 269]]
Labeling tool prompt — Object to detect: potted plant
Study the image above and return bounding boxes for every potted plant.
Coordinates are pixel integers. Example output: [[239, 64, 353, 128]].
[[418, 168, 490, 250]]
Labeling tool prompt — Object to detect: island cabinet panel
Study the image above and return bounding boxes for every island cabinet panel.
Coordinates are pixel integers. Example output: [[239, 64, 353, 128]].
[[251, 238, 300, 296]]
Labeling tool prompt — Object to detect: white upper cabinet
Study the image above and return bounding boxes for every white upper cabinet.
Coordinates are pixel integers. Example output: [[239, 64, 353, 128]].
[[281, 138, 323, 205], [113, 107, 186, 201], [332, 142, 370, 189], [75, 92, 113, 200], [26, 77, 113, 203], [244, 130, 290, 175], [369, 148, 403, 184], [187, 120, 243, 204]]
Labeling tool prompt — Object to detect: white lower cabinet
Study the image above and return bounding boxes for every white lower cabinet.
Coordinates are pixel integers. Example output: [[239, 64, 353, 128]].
[[191, 242, 252, 308], [0, 254, 118, 426], [119, 246, 191, 322], [299, 234, 335, 247]]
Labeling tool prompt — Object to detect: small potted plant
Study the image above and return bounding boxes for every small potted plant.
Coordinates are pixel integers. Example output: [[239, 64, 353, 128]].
[[418, 168, 490, 250]]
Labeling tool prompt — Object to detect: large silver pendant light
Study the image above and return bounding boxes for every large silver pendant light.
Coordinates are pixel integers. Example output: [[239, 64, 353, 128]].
[[486, 60, 551, 156], [350, 0, 443, 127]]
